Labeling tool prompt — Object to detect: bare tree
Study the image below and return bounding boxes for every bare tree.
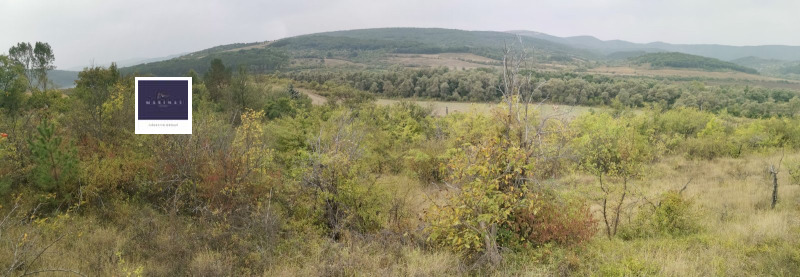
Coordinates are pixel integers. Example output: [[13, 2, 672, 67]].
[[769, 149, 785, 209]]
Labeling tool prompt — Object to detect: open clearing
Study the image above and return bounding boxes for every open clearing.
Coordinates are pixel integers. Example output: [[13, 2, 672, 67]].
[[297, 88, 598, 118], [376, 98, 598, 118], [589, 65, 793, 82]]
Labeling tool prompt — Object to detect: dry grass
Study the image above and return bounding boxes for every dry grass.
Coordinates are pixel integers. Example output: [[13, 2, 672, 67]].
[[589, 65, 796, 82], [296, 88, 328, 105], [565, 151, 800, 276], [376, 98, 599, 118], [298, 88, 599, 118]]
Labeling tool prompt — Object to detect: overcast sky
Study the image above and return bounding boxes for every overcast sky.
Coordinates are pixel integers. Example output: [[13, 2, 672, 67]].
[[2, 0, 798, 70]]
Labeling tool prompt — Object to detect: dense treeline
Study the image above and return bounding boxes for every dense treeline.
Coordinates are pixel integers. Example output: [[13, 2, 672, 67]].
[[285, 68, 800, 118], [631, 52, 759, 74]]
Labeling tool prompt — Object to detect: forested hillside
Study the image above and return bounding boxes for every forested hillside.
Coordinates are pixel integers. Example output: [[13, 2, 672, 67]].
[[630, 52, 759, 74], [512, 30, 800, 61], [121, 47, 289, 76]]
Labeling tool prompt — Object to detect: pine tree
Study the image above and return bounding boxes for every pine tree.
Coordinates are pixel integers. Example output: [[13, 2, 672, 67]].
[[28, 119, 78, 199]]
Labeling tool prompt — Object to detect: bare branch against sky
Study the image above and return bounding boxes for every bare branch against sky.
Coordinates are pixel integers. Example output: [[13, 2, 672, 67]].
[[1, 0, 798, 69]]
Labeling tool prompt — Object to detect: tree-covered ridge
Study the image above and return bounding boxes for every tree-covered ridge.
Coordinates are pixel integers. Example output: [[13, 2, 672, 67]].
[[120, 47, 289, 76], [119, 28, 597, 76], [179, 42, 265, 59], [630, 52, 759, 74], [275, 27, 597, 61], [780, 63, 800, 75], [270, 34, 471, 55]]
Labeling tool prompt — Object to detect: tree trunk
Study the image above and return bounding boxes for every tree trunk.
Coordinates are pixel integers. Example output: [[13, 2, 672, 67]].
[[771, 165, 778, 209], [479, 222, 502, 266]]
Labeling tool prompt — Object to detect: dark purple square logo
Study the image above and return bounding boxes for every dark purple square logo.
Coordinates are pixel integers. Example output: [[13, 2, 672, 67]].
[[137, 80, 189, 120]]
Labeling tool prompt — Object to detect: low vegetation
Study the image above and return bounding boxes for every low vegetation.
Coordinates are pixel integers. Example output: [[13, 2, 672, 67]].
[[1, 43, 800, 276]]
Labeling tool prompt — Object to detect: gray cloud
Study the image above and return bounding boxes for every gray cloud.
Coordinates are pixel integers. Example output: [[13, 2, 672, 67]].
[[1, 0, 798, 69]]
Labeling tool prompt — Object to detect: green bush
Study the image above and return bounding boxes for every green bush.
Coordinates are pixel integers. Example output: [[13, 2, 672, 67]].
[[0, 135, 19, 195], [654, 107, 712, 137], [685, 117, 734, 159], [786, 158, 800, 186], [620, 192, 700, 240], [405, 147, 445, 185]]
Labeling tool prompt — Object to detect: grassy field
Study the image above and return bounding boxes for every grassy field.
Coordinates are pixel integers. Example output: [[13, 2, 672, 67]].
[[551, 151, 800, 276], [376, 98, 599, 118], [589, 65, 796, 82], [298, 88, 600, 118]]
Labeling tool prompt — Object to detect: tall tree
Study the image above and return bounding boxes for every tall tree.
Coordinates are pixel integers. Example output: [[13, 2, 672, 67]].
[[32, 42, 56, 90], [73, 63, 120, 141], [8, 42, 34, 88], [229, 66, 255, 116], [8, 42, 55, 90], [204, 58, 231, 102], [185, 69, 200, 84], [0, 55, 28, 115]]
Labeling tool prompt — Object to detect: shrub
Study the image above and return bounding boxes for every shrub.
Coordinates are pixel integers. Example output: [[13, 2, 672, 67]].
[[505, 193, 596, 247], [0, 134, 19, 195], [620, 191, 699, 240], [685, 117, 734, 159], [405, 146, 445, 185], [786, 158, 800, 186], [573, 112, 651, 238], [301, 111, 388, 238], [654, 107, 712, 137]]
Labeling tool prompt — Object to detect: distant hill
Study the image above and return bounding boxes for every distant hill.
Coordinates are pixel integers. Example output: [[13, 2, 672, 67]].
[[730, 56, 787, 69], [510, 30, 800, 62], [120, 28, 596, 76], [111, 27, 794, 79], [65, 53, 186, 71], [630, 52, 759, 74], [279, 28, 597, 60], [48, 70, 79, 88]]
